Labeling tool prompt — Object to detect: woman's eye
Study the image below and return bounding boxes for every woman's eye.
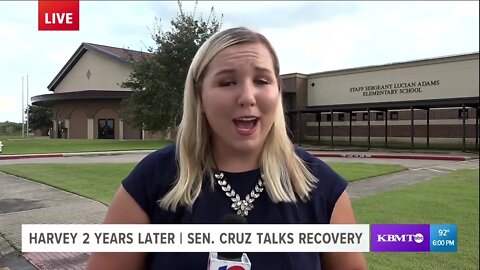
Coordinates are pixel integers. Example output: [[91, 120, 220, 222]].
[[255, 79, 270, 85], [219, 81, 236, 87]]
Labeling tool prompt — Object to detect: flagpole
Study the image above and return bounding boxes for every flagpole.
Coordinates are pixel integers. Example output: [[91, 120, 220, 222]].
[[26, 75, 29, 138], [22, 76, 24, 138]]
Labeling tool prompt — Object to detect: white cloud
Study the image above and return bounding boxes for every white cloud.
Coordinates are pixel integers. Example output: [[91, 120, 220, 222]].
[[0, 96, 14, 111], [0, 23, 20, 39], [0, 96, 21, 122], [263, 15, 371, 74]]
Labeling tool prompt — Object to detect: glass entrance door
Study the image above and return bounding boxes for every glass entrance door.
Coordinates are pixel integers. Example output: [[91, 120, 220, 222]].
[[98, 119, 114, 139]]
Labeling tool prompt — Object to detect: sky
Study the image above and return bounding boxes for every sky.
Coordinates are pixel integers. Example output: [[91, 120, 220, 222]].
[[0, 1, 478, 123]]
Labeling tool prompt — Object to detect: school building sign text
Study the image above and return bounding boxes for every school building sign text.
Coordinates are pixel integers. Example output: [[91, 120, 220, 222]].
[[349, 80, 440, 97]]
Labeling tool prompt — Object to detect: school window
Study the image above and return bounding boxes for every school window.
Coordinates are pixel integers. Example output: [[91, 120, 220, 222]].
[[458, 109, 469, 119], [351, 113, 357, 121], [326, 114, 332, 122], [338, 113, 345, 121], [362, 113, 369, 121], [390, 111, 399, 120], [376, 112, 384, 121]]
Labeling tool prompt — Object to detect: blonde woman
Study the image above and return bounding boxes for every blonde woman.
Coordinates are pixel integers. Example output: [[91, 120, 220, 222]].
[[87, 27, 367, 270]]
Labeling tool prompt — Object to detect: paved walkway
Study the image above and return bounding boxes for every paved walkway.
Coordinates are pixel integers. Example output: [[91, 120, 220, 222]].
[[0, 173, 106, 270], [0, 154, 478, 269]]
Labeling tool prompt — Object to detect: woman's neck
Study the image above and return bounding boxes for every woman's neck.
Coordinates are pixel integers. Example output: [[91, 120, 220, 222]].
[[212, 145, 261, 173]]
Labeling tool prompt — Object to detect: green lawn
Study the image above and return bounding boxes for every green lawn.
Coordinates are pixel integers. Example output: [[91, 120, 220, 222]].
[[0, 162, 405, 204], [0, 135, 24, 140], [328, 163, 406, 181], [353, 169, 479, 270], [0, 138, 172, 155], [0, 164, 136, 204]]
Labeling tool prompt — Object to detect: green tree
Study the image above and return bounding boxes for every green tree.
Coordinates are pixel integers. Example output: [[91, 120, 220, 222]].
[[121, 0, 222, 132], [26, 104, 53, 130], [0, 121, 22, 136]]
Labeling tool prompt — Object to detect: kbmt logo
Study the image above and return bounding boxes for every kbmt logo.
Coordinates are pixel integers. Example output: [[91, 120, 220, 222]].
[[377, 233, 424, 243], [38, 0, 79, 31], [218, 266, 245, 270]]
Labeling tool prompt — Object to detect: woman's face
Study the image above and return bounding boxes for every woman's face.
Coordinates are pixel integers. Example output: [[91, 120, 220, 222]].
[[201, 42, 280, 156]]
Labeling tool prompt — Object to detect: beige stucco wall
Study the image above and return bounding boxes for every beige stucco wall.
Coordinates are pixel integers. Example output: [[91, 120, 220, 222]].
[[54, 50, 133, 93], [51, 99, 143, 140], [308, 56, 479, 106]]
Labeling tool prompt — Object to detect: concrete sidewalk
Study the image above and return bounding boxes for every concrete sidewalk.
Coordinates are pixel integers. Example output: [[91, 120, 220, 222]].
[[0, 150, 155, 160], [0, 153, 478, 269], [0, 172, 106, 270]]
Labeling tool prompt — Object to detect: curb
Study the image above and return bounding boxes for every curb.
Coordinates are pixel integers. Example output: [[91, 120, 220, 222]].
[[312, 153, 467, 161], [1, 151, 472, 162], [63, 150, 154, 157], [0, 154, 63, 160]]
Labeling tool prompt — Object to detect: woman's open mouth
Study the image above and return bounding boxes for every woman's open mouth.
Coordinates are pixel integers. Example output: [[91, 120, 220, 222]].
[[233, 117, 259, 136]]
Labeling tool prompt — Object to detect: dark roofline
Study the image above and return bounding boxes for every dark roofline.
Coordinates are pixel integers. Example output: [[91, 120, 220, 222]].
[[280, 73, 308, 79], [85, 43, 130, 65], [32, 90, 131, 106], [47, 43, 151, 92], [84, 43, 149, 64]]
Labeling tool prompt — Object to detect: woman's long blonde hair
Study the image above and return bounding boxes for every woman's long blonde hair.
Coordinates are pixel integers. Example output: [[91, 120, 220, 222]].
[[158, 27, 318, 211]]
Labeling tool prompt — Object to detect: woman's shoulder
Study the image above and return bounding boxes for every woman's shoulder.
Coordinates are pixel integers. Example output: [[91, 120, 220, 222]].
[[121, 144, 178, 217], [140, 143, 177, 166], [129, 143, 178, 185], [294, 147, 332, 173], [294, 146, 346, 183], [294, 147, 348, 221]]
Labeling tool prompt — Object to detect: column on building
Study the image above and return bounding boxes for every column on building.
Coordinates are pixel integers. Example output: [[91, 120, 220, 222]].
[[119, 119, 124, 140], [87, 118, 94, 139], [64, 119, 70, 139], [53, 120, 57, 139]]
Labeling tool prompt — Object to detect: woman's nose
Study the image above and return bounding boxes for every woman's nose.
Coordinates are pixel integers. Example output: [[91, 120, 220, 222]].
[[237, 81, 256, 107]]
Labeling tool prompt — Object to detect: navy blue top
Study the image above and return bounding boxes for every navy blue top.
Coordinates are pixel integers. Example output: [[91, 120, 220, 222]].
[[122, 144, 348, 270]]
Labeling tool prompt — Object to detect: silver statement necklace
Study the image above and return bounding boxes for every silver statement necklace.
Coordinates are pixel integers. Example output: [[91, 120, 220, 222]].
[[214, 171, 265, 217]]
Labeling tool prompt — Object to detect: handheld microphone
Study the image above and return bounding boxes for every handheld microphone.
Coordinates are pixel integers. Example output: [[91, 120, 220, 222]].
[[207, 215, 251, 270]]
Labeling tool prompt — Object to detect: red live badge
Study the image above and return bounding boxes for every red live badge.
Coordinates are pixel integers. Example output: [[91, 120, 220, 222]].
[[38, 0, 79, 31]]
